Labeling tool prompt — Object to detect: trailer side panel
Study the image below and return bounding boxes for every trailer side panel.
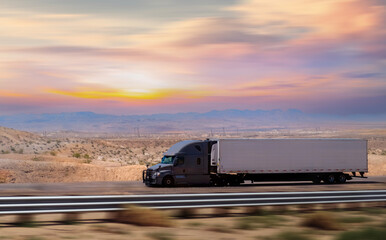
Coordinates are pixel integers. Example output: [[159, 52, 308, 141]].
[[217, 139, 367, 174]]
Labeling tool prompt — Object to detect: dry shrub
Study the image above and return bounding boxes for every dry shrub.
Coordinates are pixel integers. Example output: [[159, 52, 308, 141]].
[[114, 205, 172, 227], [301, 212, 341, 230], [336, 228, 386, 240], [175, 208, 196, 218]]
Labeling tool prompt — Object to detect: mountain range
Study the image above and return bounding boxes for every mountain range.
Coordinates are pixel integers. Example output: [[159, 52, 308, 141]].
[[0, 109, 385, 133]]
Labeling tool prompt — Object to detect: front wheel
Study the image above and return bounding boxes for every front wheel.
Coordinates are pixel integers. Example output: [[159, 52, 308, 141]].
[[162, 176, 174, 187]]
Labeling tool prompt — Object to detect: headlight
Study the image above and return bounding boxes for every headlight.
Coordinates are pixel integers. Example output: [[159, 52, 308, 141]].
[[156, 172, 161, 176]]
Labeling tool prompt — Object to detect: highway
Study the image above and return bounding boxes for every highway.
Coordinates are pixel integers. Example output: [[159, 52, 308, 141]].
[[0, 176, 384, 196], [0, 190, 385, 215]]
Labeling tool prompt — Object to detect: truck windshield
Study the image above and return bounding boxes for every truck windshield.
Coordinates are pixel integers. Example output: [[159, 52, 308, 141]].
[[161, 156, 174, 164]]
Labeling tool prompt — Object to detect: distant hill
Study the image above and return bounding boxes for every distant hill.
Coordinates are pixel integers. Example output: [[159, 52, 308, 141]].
[[0, 126, 42, 153], [0, 109, 385, 133], [0, 126, 40, 142]]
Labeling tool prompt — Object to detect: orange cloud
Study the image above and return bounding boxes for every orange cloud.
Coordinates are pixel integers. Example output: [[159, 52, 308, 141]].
[[0, 90, 27, 97], [45, 88, 182, 101]]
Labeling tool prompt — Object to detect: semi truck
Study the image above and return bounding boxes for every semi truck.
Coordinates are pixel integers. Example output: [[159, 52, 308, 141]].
[[143, 138, 367, 186]]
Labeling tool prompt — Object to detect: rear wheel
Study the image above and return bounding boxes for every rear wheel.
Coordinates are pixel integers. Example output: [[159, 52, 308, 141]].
[[323, 174, 335, 184], [209, 178, 216, 186], [162, 176, 174, 187], [337, 174, 346, 184], [229, 179, 241, 186], [213, 176, 227, 186]]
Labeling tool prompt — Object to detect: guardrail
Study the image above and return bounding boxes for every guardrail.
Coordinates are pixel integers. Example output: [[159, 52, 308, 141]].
[[0, 190, 385, 215]]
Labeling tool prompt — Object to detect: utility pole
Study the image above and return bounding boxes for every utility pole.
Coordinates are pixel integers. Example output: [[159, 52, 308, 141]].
[[134, 127, 140, 138]]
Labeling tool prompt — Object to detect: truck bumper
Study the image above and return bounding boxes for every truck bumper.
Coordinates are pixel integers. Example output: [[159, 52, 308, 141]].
[[142, 169, 159, 186], [144, 179, 157, 186]]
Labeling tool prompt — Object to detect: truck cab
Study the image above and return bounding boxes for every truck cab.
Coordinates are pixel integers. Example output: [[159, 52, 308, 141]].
[[143, 140, 215, 186]]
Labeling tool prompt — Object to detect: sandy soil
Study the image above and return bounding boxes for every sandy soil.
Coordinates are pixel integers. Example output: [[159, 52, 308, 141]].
[[0, 158, 145, 183], [368, 154, 386, 176]]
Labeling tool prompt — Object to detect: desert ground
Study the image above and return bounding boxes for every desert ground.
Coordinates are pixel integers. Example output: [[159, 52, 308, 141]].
[[0, 126, 385, 240], [0, 126, 385, 184]]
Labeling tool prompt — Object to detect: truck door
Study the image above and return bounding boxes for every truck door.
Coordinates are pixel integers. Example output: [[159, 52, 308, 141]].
[[187, 144, 205, 174], [184, 143, 209, 184], [173, 156, 188, 185]]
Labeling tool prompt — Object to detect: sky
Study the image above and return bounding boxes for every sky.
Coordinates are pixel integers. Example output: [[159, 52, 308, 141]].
[[0, 0, 385, 116]]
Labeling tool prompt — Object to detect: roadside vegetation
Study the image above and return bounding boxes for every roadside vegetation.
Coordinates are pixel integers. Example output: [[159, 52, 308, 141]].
[[0, 206, 384, 240]]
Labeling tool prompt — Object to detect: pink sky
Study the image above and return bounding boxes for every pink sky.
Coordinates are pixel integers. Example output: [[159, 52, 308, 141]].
[[0, 0, 385, 115]]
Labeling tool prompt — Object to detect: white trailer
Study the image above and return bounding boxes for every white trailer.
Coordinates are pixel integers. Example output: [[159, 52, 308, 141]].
[[211, 139, 367, 174], [209, 138, 367, 184]]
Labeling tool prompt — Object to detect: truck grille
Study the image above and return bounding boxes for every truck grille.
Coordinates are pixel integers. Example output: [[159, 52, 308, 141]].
[[143, 169, 153, 182]]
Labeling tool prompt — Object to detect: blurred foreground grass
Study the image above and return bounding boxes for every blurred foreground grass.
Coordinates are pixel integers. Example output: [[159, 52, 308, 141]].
[[0, 206, 385, 240]]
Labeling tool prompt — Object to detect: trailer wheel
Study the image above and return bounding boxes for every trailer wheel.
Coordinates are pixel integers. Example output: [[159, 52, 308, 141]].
[[229, 179, 241, 186], [162, 176, 174, 187], [337, 174, 346, 184], [323, 174, 335, 184], [312, 177, 321, 184]]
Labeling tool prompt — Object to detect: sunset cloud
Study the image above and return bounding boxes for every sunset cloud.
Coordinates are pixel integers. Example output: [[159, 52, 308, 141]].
[[0, 0, 385, 115], [46, 88, 182, 101]]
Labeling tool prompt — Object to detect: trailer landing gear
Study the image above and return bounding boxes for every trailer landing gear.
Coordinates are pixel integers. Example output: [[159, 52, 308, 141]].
[[351, 172, 367, 178]]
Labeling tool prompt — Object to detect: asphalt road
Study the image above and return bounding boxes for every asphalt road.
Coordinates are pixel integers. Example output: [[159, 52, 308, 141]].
[[0, 176, 385, 196]]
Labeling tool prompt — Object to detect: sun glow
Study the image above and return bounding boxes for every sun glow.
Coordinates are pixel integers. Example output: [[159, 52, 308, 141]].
[[46, 88, 179, 100]]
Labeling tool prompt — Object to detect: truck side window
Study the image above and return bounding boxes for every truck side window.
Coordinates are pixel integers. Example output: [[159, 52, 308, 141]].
[[197, 158, 201, 165], [176, 158, 184, 165], [195, 145, 201, 152]]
